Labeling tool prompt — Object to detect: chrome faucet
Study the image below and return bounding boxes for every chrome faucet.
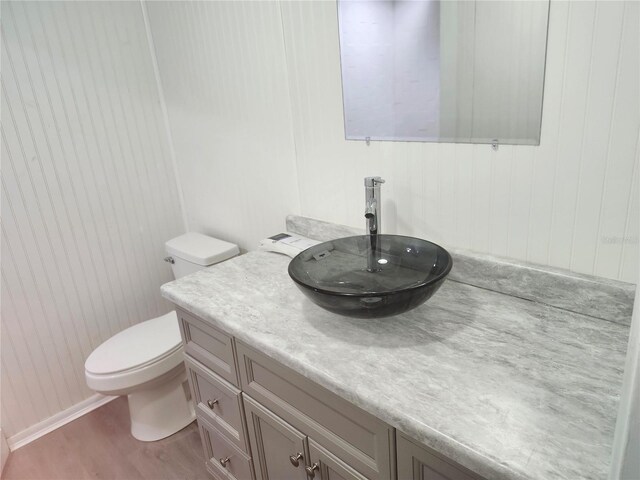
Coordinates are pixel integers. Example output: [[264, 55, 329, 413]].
[[364, 176, 385, 272], [364, 176, 385, 235]]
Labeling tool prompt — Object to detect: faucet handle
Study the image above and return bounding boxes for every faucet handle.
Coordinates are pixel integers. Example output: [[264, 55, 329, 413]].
[[364, 176, 385, 187]]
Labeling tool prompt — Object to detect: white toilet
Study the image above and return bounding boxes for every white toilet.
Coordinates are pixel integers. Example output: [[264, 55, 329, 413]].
[[84, 233, 239, 442]]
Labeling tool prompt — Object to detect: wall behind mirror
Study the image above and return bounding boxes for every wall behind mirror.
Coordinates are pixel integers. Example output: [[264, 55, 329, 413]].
[[338, 0, 550, 145]]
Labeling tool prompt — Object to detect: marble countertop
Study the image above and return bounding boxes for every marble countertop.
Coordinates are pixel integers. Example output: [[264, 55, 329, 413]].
[[162, 248, 630, 480]]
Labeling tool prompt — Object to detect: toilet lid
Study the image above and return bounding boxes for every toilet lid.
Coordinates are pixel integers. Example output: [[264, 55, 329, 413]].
[[85, 311, 182, 375]]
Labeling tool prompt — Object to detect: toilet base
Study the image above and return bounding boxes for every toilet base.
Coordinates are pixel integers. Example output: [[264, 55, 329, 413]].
[[127, 368, 196, 442]]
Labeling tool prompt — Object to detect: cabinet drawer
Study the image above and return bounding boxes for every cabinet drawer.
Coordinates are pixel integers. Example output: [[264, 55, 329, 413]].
[[199, 415, 254, 480], [177, 308, 239, 386], [237, 341, 395, 480], [186, 356, 248, 452]]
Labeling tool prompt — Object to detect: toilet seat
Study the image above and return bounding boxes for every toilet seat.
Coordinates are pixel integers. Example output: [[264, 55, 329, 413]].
[[83, 232, 238, 441], [85, 311, 184, 395]]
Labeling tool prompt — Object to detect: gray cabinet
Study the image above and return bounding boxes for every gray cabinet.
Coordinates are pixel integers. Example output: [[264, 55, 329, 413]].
[[308, 439, 368, 480], [396, 433, 483, 480], [244, 395, 308, 480], [177, 309, 253, 480], [236, 340, 395, 480], [245, 394, 368, 480], [177, 308, 239, 386], [198, 416, 253, 480], [185, 356, 248, 451]]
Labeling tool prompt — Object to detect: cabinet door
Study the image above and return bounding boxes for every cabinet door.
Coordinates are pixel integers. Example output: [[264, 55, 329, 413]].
[[244, 395, 308, 480], [397, 433, 484, 480], [307, 439, 368, 480]]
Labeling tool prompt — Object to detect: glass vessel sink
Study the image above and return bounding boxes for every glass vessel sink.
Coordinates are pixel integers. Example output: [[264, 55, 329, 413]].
[[288, 235, 452, 318]]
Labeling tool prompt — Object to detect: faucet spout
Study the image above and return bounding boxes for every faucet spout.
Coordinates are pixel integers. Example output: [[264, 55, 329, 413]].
[[364, 177, 385, 271], [364, 177, 384, 231], [365, 200, 377, 234]]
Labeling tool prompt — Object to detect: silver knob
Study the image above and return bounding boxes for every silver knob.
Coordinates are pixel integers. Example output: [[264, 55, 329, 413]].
[[219, 456, 230, 467], [305, 463, 319, 478], [207, 399, 219, 409], [289, 452, 303, 467], [164, 256, 175, 264]]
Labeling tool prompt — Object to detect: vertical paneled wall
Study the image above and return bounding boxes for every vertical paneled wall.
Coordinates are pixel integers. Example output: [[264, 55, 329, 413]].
[[280, 0, 638, 283], [145, 0, 638, 283], [144, 1, 300, 252], [1, 1, 184, 439]]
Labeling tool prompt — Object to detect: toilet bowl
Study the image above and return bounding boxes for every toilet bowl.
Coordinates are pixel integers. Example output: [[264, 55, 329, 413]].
[[85, 311, 193, 441], [85, 232, 239, 441]]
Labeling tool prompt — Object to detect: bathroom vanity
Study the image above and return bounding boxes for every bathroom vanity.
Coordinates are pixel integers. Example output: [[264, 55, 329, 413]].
[[161, 216, 634, 480]]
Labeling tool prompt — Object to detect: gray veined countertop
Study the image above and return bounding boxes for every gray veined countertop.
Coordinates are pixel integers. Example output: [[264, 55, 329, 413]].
[[161, 224, 633, 480]]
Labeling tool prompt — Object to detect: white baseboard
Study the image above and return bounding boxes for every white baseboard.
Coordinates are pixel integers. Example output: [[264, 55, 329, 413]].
[[7, 394, 117, 451], [1, 429, 9, 475]]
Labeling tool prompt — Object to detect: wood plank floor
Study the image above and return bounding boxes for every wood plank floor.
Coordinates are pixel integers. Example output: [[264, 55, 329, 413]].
[[2, 397, 209, 480]]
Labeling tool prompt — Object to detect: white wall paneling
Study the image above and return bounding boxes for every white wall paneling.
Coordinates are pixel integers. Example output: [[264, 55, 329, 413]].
[[144, 1, 301, 252], [1, 1, 185, 441], [279, 0, 638, 282], [145, 0, 637, 282]]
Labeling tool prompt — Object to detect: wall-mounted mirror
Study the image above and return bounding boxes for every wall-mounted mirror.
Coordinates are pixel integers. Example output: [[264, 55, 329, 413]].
[[337, 0, 550, 145]]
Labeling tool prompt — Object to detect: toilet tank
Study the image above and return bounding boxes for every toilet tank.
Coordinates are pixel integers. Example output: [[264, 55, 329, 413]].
[[165, 233, 239, 279]]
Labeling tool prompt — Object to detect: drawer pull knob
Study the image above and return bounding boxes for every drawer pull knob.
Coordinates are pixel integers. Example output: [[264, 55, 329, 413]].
[[305, 463, 319, 477], [289, 452, 303, 467], [207, 399, 219, 409], [219, 456, 230, 467]]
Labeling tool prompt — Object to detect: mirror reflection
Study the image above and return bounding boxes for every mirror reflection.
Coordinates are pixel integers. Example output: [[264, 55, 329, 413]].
[[337, 0, 550, 145]]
